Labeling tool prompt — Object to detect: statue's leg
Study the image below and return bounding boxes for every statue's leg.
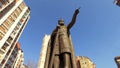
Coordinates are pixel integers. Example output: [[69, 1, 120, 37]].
[[63, 53, 70, 68], [54, 55, 60, 68]]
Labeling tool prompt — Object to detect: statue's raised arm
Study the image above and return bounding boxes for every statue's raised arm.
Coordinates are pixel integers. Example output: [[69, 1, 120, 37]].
[[67, 8, 80, 30]]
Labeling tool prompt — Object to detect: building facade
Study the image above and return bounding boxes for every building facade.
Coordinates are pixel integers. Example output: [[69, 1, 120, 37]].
[[4, 42, 24, 68], [76, 56, 96, 68], [0, 0, 30, 68], [115, 56, 120, 68], [38, 35, 50, 68]]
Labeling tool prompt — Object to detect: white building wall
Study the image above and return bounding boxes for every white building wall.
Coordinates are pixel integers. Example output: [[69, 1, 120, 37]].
[[38, 35, 50, 68], [0, 0, 14, 12], [14, 50, 24, 68], [0, 0, 23, 48], [0, 7, 29, 64], [0, 0, 30, 67]]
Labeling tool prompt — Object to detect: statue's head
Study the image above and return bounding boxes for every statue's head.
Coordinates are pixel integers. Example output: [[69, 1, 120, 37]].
[[58, 19, 64, 25]]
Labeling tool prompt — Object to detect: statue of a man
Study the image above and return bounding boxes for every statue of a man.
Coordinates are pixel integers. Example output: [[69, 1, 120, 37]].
[[45, 8, 79, 68]]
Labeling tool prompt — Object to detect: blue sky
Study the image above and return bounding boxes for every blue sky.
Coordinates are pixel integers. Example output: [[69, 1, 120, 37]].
[[19, 0, 120, 68]]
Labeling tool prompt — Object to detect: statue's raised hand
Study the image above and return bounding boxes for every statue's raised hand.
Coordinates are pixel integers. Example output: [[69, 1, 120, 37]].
[[75, 8, 79, 15], [67, 8, 80, 29]]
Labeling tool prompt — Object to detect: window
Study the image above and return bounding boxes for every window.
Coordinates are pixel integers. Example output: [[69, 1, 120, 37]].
[[17, 7, 22, 13], [1, 59, 5, 64], [1, 24, 8, 33], [19, 2, 25, 10], [2, 0, 7, 5], [4, 21, 9, 27], [0, 32, 4, 40], [0, 25, 6, 33], [7, 36, 13, 43], [7, 16, 14, 26], [23, 15, 26, 18], [11, 14, 16, 21], [5, 64, 9, 67], [19, 5, 23, 11], [6, 19, 11, 25], [12, 31, 16, 35], [16, 8, 21, 14], [14, 9, 19, 17], [14, 26, 18, 32], [22, 2, 26, 8], [2, 45, 7, 50], [27, 9, 30, 13], [18, 22, 21, 26], [3, 21, 10, 30], [0, 2, 2, 8], [20, 19, 23, 22], [2, 42, 9, 50], [6, 50, 10, 55], [11, 13, 17, 20], [6, 0, 10, 3], [13, 12, 17, 18], [14, 25, 19, 32], [9, 16, 14, 23], [18, 6, 22, 11], [1, 0, 5, 5], [23, 13, 27, 18]]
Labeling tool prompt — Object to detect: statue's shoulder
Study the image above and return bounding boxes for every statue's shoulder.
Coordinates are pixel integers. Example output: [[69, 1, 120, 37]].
[[57, 25, 67, 29]]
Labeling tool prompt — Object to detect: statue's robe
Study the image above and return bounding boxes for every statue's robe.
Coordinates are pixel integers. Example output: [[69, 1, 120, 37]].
[[44, 25, 77, 68]]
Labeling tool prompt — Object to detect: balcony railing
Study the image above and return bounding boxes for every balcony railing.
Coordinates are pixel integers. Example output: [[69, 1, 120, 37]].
[[0, 0, 14, 12]]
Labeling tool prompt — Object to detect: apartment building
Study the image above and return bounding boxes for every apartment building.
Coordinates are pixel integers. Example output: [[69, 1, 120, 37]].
[[0, 0, 30, 68], [76, 56, 96, 68], [4, 42, 24, 68]]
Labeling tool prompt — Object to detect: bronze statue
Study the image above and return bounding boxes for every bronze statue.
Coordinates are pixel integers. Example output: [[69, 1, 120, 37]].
[[45, 8, 79, 68]]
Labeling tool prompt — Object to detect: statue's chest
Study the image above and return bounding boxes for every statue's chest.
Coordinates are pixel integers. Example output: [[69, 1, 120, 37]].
[[59, 26, 67, 33], [58, 26, 68, 36]]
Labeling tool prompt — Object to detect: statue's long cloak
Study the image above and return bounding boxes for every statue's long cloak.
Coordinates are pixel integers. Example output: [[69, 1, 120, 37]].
[[44, 27, 77, 68]]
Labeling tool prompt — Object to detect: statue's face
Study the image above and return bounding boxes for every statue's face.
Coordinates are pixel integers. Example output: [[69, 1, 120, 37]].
[[58, 22, 64, 25], [58, 19, 64, 25]]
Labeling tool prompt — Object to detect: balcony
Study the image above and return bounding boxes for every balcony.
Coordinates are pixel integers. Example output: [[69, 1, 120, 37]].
[[0, 49, 5, 59], [0, 0, 14, 12], [0, 49, 5, 54], [1, 42, 9, 51], [0, 32, 4, 40], [6, 36, 13, 44]]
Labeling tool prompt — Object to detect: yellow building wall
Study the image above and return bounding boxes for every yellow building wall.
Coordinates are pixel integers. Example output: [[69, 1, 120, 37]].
[[76, 56, 95, 68]]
